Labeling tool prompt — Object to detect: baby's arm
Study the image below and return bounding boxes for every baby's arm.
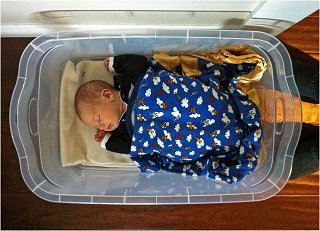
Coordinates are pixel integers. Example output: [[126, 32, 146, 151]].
[[94, 129, 112, 149], [103, 57, 117, 73], [103, 58, 110, 72], [104, 54, 149, 97], [94, 129, 108, 143], [111, 54, 149, 80], [104, 54, 149, 78], [103, 57, 115, 73], [94, 129, 131, 153]]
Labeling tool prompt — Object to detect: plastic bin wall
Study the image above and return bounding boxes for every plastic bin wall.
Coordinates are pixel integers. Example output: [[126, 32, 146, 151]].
[[10, 29, 302, 204]]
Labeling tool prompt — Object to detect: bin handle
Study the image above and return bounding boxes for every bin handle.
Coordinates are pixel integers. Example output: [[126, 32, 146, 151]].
[[275, 97, 285, 135], [28, 97, 38, 136]]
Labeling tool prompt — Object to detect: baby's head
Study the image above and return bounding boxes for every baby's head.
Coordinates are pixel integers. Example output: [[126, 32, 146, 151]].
[[75, 80, 125, 131]]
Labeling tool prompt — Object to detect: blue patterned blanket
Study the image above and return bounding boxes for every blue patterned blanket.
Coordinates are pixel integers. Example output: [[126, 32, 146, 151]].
[[126, 56, 263, 183]]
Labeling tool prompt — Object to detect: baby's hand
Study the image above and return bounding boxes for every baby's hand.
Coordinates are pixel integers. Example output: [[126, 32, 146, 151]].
[[103, 58, 110, 72], [94, 129, 108, 143]]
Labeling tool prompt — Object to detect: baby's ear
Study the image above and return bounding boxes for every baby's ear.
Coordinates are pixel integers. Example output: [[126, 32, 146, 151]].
[[101, 89, 114, 100]]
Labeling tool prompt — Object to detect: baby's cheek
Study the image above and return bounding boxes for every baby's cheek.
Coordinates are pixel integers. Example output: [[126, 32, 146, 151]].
[[114, 120, 120, 129]]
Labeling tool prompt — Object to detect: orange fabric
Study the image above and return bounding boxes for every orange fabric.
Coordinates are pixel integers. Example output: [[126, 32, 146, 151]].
[[154, 46, 318, 126], [154, 45, 267, 108], [302, 101, 319, 126]]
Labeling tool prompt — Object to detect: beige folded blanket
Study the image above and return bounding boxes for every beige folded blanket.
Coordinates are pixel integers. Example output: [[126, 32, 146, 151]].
[[59, 60, 135, 167]]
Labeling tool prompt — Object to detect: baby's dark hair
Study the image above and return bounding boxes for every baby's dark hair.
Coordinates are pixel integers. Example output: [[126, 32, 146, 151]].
[[75, 80, 114, 118]]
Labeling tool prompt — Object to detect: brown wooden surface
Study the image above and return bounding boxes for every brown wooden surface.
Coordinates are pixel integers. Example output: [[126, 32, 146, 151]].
[[2, 11, 319, 230]]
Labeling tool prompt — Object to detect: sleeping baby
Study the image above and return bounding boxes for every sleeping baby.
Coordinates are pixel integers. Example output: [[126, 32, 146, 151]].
[[75, 48, 265, 183], [75, 54, 149, 154]]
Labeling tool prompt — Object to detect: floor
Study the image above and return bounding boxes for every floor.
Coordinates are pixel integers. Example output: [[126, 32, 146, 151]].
[[1, 10, 319, 230]]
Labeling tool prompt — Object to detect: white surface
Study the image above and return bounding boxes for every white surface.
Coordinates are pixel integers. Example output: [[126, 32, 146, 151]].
[[1, 0, 319, 37]]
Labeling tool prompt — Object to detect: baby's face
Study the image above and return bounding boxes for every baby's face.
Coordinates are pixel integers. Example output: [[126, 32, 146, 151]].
[[79, 90, 123, 131]]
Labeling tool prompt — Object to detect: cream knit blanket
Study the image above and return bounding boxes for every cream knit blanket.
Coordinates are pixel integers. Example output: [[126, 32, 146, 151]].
[[59, 60, 135, 167]]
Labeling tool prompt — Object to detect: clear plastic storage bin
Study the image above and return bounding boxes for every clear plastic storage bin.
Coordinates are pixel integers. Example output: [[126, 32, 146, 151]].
[[10, 30, 302, 204]]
